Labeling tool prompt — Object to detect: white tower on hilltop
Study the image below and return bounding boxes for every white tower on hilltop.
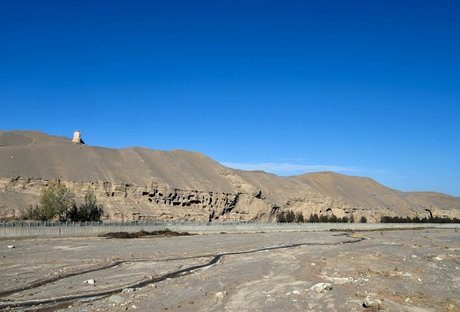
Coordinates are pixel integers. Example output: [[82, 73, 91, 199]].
[[72, 130, 85, 144]]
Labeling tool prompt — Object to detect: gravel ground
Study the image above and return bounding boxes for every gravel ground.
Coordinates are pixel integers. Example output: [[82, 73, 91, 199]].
[[1, 229, 459, 312]]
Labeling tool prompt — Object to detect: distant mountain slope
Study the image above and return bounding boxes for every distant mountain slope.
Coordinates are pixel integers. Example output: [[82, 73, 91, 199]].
[[1, 130, 459, 222], [290, 171, 460, 219]]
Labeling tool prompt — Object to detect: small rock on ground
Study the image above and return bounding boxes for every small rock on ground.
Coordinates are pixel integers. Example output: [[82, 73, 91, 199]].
[[310, 283, 332, 293]]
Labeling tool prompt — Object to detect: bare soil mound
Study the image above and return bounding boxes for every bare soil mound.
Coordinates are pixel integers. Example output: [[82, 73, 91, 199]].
[[102, 229, 192, 239]]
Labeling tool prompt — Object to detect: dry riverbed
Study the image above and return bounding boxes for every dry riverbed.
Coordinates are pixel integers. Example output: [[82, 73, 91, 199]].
[[1, 229, 459, 311]]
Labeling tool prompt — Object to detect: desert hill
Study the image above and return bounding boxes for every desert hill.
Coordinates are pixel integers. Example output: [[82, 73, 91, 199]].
[[1, 130, 459, 222]]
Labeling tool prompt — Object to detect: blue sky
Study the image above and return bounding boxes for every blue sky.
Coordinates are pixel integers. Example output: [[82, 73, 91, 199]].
[[1, 1, 459, 196]]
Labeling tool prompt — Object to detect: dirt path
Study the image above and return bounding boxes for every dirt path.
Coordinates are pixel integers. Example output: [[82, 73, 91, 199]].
[[1, 229, 459, 311]]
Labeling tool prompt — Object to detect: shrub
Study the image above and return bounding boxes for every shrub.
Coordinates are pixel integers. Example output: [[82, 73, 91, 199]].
[[360, 216, 367, 223], [20, 204, 43, 220]]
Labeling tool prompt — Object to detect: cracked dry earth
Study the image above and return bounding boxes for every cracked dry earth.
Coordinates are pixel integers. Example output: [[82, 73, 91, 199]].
[[1, 229, 459, 312]]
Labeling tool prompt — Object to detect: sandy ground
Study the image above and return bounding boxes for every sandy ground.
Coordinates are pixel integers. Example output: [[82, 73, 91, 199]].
[[1, 229, 459, 312]]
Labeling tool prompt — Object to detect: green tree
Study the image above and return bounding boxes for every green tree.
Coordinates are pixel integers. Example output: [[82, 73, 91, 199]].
[[319, 214, 329, 222], [277, 211, 286, 222], [286, 210, 296, 223], [309, 213, 319, 223], [79, 188, 103, 221], [65, 203, 79, 222], [40, 182, 75, 221], [329, 214, 338, 223], [295, 211, 305, 223], [349, 214, 355, 223], [65, 188, 104, 222], [360, 216, 367, 223]]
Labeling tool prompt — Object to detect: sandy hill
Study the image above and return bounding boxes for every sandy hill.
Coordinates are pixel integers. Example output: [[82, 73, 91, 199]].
[[1, 130, 459, 222], [289, 172, 460, 219]]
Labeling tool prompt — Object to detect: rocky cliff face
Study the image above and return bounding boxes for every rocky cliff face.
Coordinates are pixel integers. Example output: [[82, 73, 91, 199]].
[[0, 177, 318, 222], [3, 176, 454, 223], [1, 130, 460, 222]]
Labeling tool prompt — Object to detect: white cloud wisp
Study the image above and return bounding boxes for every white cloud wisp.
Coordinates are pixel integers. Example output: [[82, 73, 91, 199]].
[[220, 162, 364, 176]]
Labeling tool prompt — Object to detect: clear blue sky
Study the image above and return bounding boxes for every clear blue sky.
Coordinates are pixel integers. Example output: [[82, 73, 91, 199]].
[[1, 1, 459, 196]]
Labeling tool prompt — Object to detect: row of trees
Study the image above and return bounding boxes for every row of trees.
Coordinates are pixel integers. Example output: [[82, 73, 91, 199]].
[[278, 210, 460, 224], [277, 210, 304, 223], [20, 182, 103, 222], [277, 210, 367, 223], [381, 215, 460, 223]]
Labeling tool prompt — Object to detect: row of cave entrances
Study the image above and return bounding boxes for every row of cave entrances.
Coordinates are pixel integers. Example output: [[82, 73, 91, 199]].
[[140, 190, 230, 208]]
